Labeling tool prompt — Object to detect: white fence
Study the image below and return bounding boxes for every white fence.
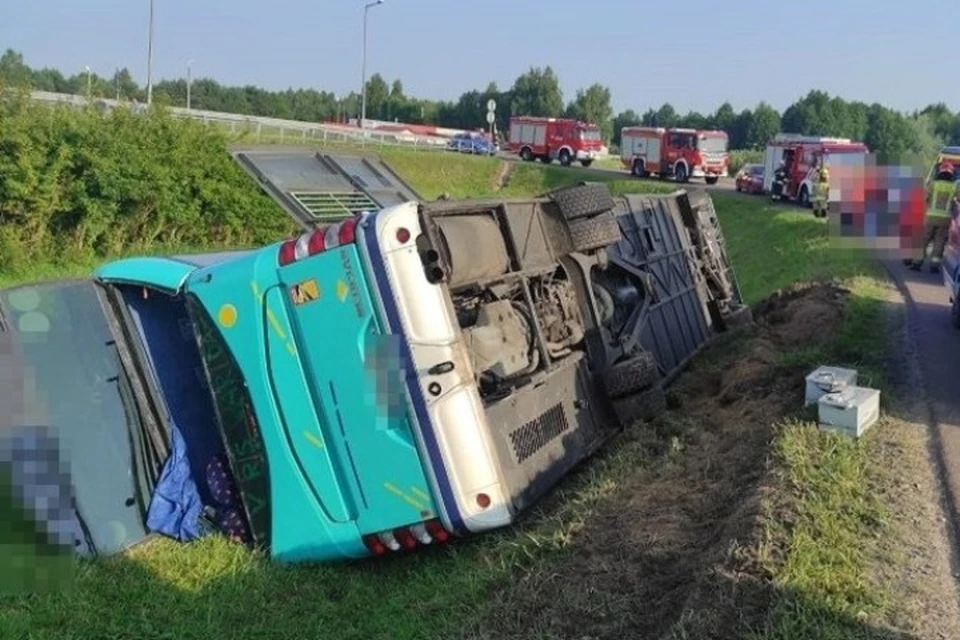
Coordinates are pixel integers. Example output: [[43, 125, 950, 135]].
[[27, 90, 616, 159], [28, 90, 461, 153]]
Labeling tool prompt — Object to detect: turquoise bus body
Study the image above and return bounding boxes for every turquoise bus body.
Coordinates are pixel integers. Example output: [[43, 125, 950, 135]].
[[94, 237, 440, 562]]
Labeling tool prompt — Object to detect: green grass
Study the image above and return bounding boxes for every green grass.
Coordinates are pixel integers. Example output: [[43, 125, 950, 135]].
[[0, 160, 902, 638], [711, 192, 882, 305], [700, 193, 906, 637], [720, 210, 897, 636]]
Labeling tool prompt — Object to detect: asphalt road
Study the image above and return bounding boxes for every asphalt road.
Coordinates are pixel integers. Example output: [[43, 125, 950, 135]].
[[885, 260, 960, 542]]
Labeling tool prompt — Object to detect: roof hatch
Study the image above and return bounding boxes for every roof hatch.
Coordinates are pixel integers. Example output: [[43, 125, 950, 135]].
[[229, 145, 423, 229]]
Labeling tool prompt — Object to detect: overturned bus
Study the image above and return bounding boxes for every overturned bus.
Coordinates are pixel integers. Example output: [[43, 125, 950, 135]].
[[0, 149, 747, 563]]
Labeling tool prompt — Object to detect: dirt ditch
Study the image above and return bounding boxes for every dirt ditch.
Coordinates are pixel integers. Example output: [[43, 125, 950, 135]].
[[467, 282, 850, 640]]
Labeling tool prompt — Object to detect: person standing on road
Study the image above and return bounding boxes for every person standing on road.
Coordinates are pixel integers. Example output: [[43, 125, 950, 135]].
[[908, 170, 956, 272]]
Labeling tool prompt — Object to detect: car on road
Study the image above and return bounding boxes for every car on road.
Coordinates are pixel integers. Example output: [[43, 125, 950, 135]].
[[735, 163, 765, 194], [447, 131, 497, 155], [1, 151, 748, 566]]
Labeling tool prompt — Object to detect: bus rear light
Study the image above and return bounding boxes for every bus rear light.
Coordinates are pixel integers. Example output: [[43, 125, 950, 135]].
[[394, 528, 418, 550], [396, 227, 411, 244], [277, 214, 362, 267], [476, 493, 491, 509], [410, 523, 432, 545], [363, 535, 387, 556], [425, 520, 449, 543], [338, 217, 358, 245], [278, 240, 297, 266], [377, 531, 401, 551], [307, 229, 326, 255]]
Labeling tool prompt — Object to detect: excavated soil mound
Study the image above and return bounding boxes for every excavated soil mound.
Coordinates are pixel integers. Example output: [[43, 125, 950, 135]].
[[467, 281, 850, 640]]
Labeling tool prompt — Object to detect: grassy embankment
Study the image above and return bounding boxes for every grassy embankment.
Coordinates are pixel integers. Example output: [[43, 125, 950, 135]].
[[0, 95, 924, 639]]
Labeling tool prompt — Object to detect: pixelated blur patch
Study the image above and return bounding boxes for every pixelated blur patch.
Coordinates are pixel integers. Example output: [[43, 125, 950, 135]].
[[361, 333, 410, 430], [826, 154, 927, 255], [0, 425, 77, 595]]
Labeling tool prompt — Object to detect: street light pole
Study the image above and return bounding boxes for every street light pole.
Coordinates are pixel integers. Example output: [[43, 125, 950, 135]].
[[360, 0, 384, 129], [186, 59, 193, 109], [85, 65, 92, 99], [115, 67, 120, 100], [146, 0, 155, 105]]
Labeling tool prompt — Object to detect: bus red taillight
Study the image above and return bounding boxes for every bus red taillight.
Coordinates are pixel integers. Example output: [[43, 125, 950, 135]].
[[363, 535, 387, 556], [425, 520, 449, 543], [277, 214, 363, 267], [307, 229, 326, 255], [278, 239, 297, 266], [338, 217, 358, 245], [394, 528, 418, 550]]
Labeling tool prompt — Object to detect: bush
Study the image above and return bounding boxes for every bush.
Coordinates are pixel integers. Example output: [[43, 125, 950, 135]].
[[0, 89, 295, 275], [728, 149, 764, 175]]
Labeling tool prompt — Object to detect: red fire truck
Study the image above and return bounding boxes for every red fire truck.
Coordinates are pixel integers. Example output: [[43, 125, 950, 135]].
[[619, 127, 729, 184], [763, 133, 869, 206], [508, 116, 603, 167]]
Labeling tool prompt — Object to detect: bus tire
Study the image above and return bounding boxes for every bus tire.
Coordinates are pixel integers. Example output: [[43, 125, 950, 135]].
[[612, 384, 668, 426], [603, 352, 660, 399], [567, 211, 622, 252], [549, 182, 615, 220]]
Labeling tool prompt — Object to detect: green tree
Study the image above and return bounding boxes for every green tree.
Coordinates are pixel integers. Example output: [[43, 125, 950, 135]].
[[711, 102, 737, 133], [363, 73, 389, 120], [865, 104, 914, 162], [642, 103, 678, 128], [611, 109, 642, 148], [566, 83, 614, 141], [0, 49, 30, 86], [509, 66, 563, 118], [745, 102, 781, 149]]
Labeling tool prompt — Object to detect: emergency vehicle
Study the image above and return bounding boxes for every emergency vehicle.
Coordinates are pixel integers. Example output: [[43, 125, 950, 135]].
[[508, 116, 603, 167], [763, 133, 869, 206], [619, 127, 729, 185]]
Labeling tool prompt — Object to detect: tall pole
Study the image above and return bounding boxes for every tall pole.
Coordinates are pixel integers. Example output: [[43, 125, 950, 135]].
[[146, 0, 155, 105], [115, 67, 120, 100], [85, 66, 92, 99], [186, 59, 193, 109], [360, 0, 384, 129]]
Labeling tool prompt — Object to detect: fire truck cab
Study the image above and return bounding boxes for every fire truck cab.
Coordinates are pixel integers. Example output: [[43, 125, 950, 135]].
[[763, 133, 869, 207], [508, 116, 603, 167], [619, 127, 729, 185]]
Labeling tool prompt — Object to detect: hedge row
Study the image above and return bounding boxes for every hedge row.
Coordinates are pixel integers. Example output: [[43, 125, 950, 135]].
[[0, 89, 295, 275]]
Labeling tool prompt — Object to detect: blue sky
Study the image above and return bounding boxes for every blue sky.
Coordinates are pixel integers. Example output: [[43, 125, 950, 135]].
[[0, 0, 952, 115]]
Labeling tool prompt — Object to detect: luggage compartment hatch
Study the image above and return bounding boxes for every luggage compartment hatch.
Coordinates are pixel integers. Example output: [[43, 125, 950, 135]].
[[229, 145, 423, 228]]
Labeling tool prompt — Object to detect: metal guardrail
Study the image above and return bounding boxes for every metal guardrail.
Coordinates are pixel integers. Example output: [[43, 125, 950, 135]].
[[28, 90, 459, 153], [27, 90, 619, 160]]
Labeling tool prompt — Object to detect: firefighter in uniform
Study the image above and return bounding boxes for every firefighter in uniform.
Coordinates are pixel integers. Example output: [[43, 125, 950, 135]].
[[812, 164, 830, 218], [771, 160, 787, 200], [907, 170, 956, 272]]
